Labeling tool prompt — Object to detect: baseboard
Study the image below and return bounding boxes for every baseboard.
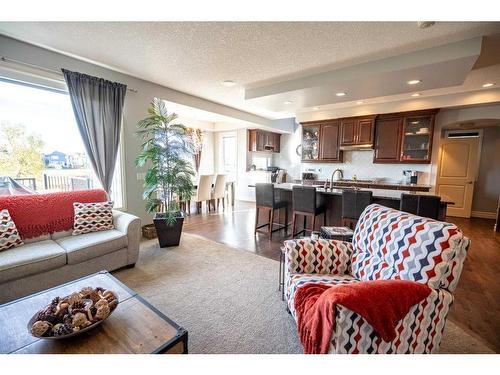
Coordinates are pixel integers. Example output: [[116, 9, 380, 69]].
[[471, 211, 497, 219]]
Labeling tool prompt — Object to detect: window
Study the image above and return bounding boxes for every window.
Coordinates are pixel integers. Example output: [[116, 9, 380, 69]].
[[0, 79, 124, 207]]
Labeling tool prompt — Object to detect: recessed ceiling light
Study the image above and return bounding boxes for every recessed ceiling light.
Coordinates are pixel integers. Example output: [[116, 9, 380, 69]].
[[482, 83, 495, 88], [220, 80, 236, 87], [283, 101, 293, 105], [336, 92, 347, 97], [356, 101, 364, 105], [411, 93, 422, 97], [313, 106, 320, 110], [407, 80, 421, 85]]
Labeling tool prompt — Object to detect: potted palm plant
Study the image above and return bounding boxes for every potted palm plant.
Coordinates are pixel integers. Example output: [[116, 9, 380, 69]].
[[136, 98, 195, 247]]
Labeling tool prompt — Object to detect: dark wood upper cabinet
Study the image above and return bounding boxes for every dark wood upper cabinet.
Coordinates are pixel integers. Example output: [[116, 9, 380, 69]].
[[319, 121, 343, 162], [373, 109, 438, 164], [340, 119, 357, 145], [301, 124, 321, 161], [358, 119, 375, 144], [248, 129, 281, 153], [340, 116, 376, 147], [300, 121, 342, 162], [373, 117, 402, 162]]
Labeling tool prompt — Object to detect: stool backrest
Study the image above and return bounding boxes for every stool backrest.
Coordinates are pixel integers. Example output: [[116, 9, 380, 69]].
[[400, 193, 441, 220], [342, 190, 373, 220], [255, 183, 275, 207], [292, 185, 317, 213]]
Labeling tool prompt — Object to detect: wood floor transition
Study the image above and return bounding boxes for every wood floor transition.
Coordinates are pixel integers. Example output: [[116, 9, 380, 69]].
[[182, 200, 500, 353]]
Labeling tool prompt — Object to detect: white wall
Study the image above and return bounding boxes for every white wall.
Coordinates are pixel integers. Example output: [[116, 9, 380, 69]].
[[0, 35, 273, 224], [197, 131, 215, 176], [471, 126, 500, 213]]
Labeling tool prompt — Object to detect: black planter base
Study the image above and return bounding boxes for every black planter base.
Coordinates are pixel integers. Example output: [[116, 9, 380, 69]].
[[153, 213, 184, 247]]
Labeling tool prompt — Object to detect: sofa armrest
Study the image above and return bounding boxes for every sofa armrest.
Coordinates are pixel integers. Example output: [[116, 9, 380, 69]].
[[283, 239, 353, 276], [330, 288, 453, 354], [113, 210, 141, 265]]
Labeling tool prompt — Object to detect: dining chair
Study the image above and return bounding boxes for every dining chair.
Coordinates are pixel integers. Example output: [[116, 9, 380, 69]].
[[191, 175, 214, 214], [211, 174, 227, 211]]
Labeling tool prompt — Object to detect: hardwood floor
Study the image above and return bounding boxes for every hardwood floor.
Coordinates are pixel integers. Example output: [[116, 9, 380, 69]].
[[183, 201, 500, 353]]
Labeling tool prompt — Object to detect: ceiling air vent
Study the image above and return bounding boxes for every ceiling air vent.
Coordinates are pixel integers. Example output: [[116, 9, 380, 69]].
[[444, 130, 481, 139]]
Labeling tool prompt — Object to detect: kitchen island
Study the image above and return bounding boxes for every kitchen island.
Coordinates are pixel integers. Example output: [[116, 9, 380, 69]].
[[249, 183, 454, 229]]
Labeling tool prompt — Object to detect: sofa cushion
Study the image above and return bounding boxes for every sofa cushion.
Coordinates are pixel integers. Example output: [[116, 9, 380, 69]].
[[55, 229, 127, 265], [0, 209, 24, 251], [0, 240, 66, 283]]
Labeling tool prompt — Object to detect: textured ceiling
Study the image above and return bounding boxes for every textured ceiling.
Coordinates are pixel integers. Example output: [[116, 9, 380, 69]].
[[0, 21, 500, 119]]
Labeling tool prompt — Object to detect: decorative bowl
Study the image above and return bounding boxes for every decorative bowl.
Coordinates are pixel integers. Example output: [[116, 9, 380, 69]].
[[27, 286, 119, 339]]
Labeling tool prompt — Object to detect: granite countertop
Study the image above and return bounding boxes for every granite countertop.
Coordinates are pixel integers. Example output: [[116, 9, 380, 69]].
[[297, 179, 431, 190], [332, 180, 432, 189], [249, 183, 454, 205]]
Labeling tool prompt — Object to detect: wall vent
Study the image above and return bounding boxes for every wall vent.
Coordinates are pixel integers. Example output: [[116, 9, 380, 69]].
[[444, 130, 481, 139]]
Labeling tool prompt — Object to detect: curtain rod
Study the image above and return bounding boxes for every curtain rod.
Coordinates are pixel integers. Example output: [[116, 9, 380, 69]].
[[0, 56, 138, 93]]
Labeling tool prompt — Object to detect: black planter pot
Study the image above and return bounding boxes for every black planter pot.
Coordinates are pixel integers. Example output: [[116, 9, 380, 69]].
[[153, 212, 185, 247]]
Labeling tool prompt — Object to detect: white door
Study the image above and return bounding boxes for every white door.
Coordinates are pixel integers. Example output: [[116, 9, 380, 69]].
[[436, 137, 480, 218]]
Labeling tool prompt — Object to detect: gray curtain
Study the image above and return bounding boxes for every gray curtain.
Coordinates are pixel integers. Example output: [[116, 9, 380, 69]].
[[62, 69, 127, 194]]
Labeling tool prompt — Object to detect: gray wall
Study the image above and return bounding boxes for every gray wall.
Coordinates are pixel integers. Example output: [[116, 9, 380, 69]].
[[472, 126, 500, 213], [0, 35, 272, 224]]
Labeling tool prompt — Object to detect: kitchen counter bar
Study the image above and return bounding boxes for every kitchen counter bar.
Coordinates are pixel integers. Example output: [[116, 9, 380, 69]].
[[249, 183, 453, 229], [295, 179, 431, 192], [267, 183, 453, 204]]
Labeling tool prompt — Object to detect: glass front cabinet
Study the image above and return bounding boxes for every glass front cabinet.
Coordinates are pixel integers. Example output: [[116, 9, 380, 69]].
[[400, 115, 434, 163], [301, 124, 320, 161]]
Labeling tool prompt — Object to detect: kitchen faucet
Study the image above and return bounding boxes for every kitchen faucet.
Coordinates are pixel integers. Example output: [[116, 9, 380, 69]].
[[329, 169, 343, 191]]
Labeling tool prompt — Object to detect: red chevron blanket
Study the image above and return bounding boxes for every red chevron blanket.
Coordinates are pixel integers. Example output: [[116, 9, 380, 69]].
[[0, 189, 108, 239], [294, 280, 431, 354]]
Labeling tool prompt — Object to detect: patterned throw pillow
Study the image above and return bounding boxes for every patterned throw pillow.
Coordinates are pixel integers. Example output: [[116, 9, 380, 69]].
[[0, 209, 24, 251], [72, 201, 114, 235]]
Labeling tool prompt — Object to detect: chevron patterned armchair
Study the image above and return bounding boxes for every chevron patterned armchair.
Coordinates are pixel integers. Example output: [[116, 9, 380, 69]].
[[284, 203, 470, 354]]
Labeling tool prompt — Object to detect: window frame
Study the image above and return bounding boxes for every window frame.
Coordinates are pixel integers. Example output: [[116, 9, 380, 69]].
[[0, 73, 126, 209]]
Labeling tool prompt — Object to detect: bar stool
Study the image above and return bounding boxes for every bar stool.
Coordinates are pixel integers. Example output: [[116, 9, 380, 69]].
[[400, 193, 441, 220], [254, 183, 288, 239], [291, 185, 326, 238], [341, 190, 373, 229]]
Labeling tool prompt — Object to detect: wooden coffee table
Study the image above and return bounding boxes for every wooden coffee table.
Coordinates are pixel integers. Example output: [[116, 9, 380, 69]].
[[0, 271, 188, 354]]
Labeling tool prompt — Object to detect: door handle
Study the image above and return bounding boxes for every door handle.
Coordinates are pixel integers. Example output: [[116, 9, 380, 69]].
[[466, 181, 474, 184]]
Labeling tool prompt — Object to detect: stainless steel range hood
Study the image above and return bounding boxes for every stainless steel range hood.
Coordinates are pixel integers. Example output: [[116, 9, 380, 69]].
[[339, 144, 374, 151]]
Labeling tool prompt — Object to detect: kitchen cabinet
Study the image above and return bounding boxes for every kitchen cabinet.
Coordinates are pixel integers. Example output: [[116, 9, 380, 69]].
[[319, 121, 343, 161], [373, 109, 438, 164], [373, 117, 402, 162], [340, 119, 357, 145], [301, 124, 321, 161], [248, 129, 281, 153], [340, 116, 376, 147], [300, 121, 342, 162], [400, 115, 433, 162]]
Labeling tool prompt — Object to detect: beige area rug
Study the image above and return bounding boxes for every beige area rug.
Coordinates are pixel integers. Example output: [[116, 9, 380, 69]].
[[114, 233, 494, 354]]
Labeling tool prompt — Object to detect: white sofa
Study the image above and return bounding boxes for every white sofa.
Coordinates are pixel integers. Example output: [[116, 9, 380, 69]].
[[0, 210, 140, 304]]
